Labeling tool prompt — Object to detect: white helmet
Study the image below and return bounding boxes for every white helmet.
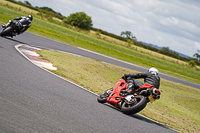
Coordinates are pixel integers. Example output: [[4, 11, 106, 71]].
[[148, 67, 158, 75]]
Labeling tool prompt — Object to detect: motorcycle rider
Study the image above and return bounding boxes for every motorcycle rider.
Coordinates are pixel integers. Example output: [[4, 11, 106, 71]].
[[122, 67, 160, 94], [2, 15, 33, 36]]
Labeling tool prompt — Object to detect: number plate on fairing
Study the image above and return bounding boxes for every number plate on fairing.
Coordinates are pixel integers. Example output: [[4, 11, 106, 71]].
[[148, 94, 154, 103]]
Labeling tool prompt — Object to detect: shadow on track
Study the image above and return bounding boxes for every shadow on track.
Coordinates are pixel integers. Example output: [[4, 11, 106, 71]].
[[101, 102, 177, 131], [131, 114, 169, 129], [1, 36, 26, 44]]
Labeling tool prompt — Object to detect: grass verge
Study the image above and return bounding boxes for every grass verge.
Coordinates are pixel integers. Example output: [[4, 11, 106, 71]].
[[38, 49, 200, 133]]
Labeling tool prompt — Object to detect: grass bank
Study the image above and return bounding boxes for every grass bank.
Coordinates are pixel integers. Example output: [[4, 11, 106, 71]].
[[38, 49, 200, 133], [0, 1, 200, 85]]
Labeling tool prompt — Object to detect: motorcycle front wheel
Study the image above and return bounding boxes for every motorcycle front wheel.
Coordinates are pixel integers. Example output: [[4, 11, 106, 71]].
[[0, 27, 13, 37], [97, 88, 113, 103], [121, 95, 147, 115]]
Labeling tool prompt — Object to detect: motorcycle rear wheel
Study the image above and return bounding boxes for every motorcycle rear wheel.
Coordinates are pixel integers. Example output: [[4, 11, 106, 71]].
[[121, 95, 147, 115], [0, 27, 13, 37]]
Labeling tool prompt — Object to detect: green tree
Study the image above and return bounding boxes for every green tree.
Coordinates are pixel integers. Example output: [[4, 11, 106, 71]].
[[162, 47, 171, 52], [121, 31, 137, 41], [193, 50, 200, 61], [188, 60, 196, 67], [24, 1, 31, 6], [63, 12, 93, 30]]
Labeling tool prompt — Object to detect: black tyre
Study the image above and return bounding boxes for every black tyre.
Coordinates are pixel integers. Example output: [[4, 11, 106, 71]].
[[97, 95, 108, 103], [121, 95, 147, 115], [0, 27, 13, 37], [97, 88, 113, 103]]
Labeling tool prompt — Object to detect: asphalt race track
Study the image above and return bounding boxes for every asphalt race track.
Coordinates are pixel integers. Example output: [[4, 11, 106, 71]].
[[0, 27, 191, 132]]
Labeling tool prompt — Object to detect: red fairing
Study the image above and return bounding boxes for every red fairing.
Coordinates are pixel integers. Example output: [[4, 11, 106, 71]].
[[139, 83, 154, 89], [156, 89, 161, 95], [106, 78, 127, 109], [139, 83, 161, 95]]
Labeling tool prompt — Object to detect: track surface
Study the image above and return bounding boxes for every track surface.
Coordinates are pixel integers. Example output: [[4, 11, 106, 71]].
[[0, 28, 185, 132]]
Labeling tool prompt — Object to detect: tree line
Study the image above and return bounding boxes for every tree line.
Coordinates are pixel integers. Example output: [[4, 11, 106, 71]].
[[6, 0, 65, 19]]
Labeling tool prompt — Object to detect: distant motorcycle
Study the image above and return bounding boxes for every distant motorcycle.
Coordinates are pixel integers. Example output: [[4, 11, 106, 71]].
[[0, 20, 22, 37], [97, 76, 161, 115]]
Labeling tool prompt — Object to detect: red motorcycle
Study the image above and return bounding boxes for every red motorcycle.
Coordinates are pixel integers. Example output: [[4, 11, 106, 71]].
[[97, 77, 161, 115]]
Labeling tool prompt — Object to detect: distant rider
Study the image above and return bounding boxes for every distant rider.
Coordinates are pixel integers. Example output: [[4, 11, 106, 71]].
[[2, 15, 33, 36], [123, 67, 160, 93]]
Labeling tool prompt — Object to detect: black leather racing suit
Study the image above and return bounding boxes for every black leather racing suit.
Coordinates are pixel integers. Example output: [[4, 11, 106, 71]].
[[126, 72, 160, 93]]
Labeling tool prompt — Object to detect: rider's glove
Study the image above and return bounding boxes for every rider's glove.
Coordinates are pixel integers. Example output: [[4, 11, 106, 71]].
[[123, 74, 130, 79]]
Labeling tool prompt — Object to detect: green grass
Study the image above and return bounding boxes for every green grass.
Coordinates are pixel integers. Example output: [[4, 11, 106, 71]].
[[38, 49, 200, 133], [0, 2, 200, 85], [38, 50, 137, 94]]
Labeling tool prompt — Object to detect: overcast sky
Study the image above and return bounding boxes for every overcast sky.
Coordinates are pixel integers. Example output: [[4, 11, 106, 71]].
[[22, 0, 200, 57]]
